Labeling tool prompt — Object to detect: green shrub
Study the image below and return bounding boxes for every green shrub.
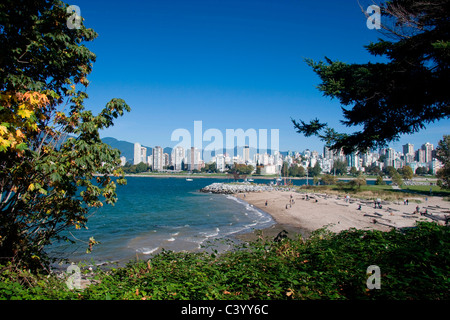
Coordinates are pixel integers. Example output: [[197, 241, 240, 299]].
[[1, 222, 449, 300]]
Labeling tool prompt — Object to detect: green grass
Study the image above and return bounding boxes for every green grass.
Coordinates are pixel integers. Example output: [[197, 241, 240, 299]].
[[401, 185, 450, 197], [1, 221, 449, 300]]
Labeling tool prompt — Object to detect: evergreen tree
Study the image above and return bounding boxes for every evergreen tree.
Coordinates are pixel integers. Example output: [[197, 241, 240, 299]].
[[292, 0, 449, 154], [436, 135, 450, 189]]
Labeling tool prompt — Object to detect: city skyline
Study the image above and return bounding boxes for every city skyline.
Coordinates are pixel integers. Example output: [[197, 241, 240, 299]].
[[71, 0, 448, 152], [124, 135, 444, 159], [129, 137, 443, 175]]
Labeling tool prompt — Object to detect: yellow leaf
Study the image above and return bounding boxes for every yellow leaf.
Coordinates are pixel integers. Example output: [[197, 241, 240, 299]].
[[0, 137, 11, 148], [0, 125, 7, 135], [16, 129, 25, 139], [28, 183, 35, 191], [18, 108, 33, 119]]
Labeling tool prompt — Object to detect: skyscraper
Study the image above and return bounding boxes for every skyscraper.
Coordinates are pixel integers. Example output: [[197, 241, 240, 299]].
[[384, 148, 396, 167], [188, 147, 201, 171], [171, 146, 185, 171], [134, 142, 141, 165], [243, 145, 250, 163], [403, 143, 414, 156], [134, 143, 147, 165], [421, 142, 434, 163], [416, 148, 426, 163], [403, 143, 415, 163], [152, 146, 164, 171]]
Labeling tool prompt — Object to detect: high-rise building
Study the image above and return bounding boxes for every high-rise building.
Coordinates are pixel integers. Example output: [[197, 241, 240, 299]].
[[134, 143, 147, 165], [421, 142, 434, 163], [134, 142, 141, 165], [384, 148, 395, 167], [416, 148, 426, 163], [403, 143, 414, 156], [243, 145, 250, 163], [403, 143, 415, 163], [163, 153, 170, 167], [171, 146, 185, 171], [188, 147, 201, 171], [215, 154, 226, 172], [346, 153, 360, 169], [152, 146, 164, 171]]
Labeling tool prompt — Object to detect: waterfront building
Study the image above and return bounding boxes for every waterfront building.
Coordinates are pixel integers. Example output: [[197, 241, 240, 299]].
[[416, 148, 426, 163], [384, 148, 396, 167], [215, 154, 226, 172], [243, 145, 250, 163], [346, 152, 360, 169], [171, 146, 185, 171], [152, 146, 164, 171], [421, 142, 434, 163], [134, 142, 147, 165], [163, 153, 170, 167], [403, 143, 414, 157], [188, 147, 201, 171]]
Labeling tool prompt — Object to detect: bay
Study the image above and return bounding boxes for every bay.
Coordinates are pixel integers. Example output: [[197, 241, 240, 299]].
[[48, 176, 385, 267], [49, 177, 275, 266]]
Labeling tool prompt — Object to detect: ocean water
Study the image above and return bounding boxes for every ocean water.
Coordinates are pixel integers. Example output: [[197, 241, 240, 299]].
[[48, 177, 276, 265], [48, 176, 384, 266]]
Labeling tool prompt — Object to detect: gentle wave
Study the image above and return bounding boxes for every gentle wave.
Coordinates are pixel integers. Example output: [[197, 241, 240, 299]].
[[136, 247, 159, 255]]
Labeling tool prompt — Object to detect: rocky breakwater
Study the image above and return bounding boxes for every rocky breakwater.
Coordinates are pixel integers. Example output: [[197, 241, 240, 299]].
[[200, 182, 277, 194]]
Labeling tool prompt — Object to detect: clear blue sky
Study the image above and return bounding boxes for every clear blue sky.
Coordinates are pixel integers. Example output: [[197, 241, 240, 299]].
[[75, 0, 449, 153]]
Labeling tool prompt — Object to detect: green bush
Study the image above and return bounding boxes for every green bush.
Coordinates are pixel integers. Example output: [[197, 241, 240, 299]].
[[1, 222, 449, 300]]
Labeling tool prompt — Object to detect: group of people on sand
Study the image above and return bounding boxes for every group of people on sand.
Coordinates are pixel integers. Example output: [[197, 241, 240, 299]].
[[284, 194, 295, 209], [264, 194, 298, 210]]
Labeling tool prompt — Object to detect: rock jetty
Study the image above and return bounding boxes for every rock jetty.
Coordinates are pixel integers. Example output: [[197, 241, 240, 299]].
[[200, 182, 288, 194]]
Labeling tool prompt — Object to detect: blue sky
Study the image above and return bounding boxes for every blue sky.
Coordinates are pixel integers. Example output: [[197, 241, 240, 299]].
[[75, 0, 449, 153]]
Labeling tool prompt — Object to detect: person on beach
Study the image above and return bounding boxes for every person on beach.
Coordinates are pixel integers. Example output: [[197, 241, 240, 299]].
[[265, 200, 268, 206]]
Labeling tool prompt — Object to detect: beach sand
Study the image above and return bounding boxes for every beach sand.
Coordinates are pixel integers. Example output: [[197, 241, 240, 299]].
[[234, 190, 450, 242]]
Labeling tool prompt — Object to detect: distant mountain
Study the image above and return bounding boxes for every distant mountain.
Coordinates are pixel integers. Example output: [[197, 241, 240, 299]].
[[101, 137, 172, 163]]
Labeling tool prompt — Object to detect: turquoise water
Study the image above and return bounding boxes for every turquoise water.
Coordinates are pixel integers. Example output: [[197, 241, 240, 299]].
[[49, 177, 276, 265], [49, 176, 384, 266]]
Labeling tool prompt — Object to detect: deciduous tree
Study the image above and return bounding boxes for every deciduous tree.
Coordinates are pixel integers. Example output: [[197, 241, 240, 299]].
[[0, 0, 130, 270]]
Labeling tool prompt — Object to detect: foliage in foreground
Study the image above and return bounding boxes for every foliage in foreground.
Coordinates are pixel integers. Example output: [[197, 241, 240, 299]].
[[0, 0, 130, 270], [1, 222, 448, 300]]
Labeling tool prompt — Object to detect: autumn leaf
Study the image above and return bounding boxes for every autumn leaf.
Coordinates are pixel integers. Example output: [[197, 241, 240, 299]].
[[0, 125, 8, 135], [17, 108, 33, 119]]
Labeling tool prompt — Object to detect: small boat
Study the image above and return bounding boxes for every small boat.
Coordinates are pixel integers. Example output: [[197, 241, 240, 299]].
[[186, 178, 193, 181]]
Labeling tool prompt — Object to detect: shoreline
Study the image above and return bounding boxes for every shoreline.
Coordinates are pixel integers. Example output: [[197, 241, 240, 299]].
[[121, 173, 438, 183], [229, 188, 449, 243]]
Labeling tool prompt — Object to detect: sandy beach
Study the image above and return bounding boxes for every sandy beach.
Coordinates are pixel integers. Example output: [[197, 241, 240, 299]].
[[234, 189, 450, 241]]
